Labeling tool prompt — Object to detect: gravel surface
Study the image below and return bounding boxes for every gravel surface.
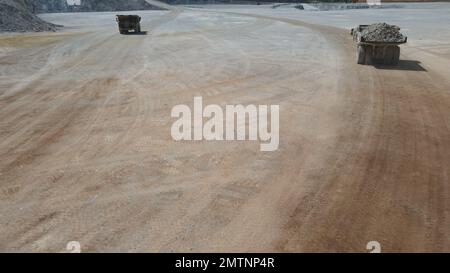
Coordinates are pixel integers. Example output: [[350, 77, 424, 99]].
[[2, 3, 450, 253]]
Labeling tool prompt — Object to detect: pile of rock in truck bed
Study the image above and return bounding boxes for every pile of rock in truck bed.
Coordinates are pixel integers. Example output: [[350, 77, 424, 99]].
[[359, 23, 406, 43]]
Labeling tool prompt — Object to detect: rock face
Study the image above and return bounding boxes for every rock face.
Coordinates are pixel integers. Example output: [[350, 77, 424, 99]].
[[0, 0, 160, 32], [78, 0, 157, 11], [0, 0, 57, 32], [360, 23, 406, 43], [33, 0, 69, 13], [33, 0, 159, 12]]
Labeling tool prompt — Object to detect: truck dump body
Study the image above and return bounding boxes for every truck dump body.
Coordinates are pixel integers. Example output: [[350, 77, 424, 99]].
[[116, 15, 141, 34]]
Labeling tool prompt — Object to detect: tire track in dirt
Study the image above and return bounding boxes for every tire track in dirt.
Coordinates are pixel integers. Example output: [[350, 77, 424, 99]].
[[2, 7, 450, 252], [212, 11, 450, 252]]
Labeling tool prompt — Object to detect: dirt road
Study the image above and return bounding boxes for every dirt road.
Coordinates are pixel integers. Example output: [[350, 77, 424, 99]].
[[1, 5, 450, 252]]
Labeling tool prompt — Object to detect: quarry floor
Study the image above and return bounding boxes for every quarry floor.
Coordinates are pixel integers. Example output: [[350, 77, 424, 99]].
[[1, 3, 450, 252]]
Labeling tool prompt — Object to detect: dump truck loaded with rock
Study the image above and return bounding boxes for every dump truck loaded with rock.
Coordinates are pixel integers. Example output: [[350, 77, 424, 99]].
[[116, 15, 141, 34], [351, 23, 407, 65]]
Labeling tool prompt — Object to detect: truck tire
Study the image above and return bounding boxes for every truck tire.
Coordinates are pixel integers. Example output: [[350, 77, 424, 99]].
[[357, 45, 366, 64], [392, 46, 400, 65], [365, 45, 373, 65], [384, 46, 394, 65]]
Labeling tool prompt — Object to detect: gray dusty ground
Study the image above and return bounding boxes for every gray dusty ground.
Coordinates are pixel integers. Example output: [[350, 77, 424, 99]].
[[1, 3, 450, 252]]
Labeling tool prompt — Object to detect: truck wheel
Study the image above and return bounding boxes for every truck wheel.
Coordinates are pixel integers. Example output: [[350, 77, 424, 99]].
[[357, 45, 366, 64], [384, 46, 394, 65], [365, 46, 373, 65], [391, 46, 400, 65]]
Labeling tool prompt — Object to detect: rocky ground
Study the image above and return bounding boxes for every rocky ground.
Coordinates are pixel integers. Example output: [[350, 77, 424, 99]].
[[76, 0, 160, 12], [0, 0, 57, 32], [0, 0, 163, 33], [1, 3, 450, 252]]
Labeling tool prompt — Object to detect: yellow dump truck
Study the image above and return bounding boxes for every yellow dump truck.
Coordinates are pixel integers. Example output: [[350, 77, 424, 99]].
[[116, 15, 141, 34], [351, 24, 407, 65]]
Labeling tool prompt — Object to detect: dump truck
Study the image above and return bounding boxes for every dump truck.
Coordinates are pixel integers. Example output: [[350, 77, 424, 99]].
[[116, 15, 141, 34], [351, 24, 407, 65]]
